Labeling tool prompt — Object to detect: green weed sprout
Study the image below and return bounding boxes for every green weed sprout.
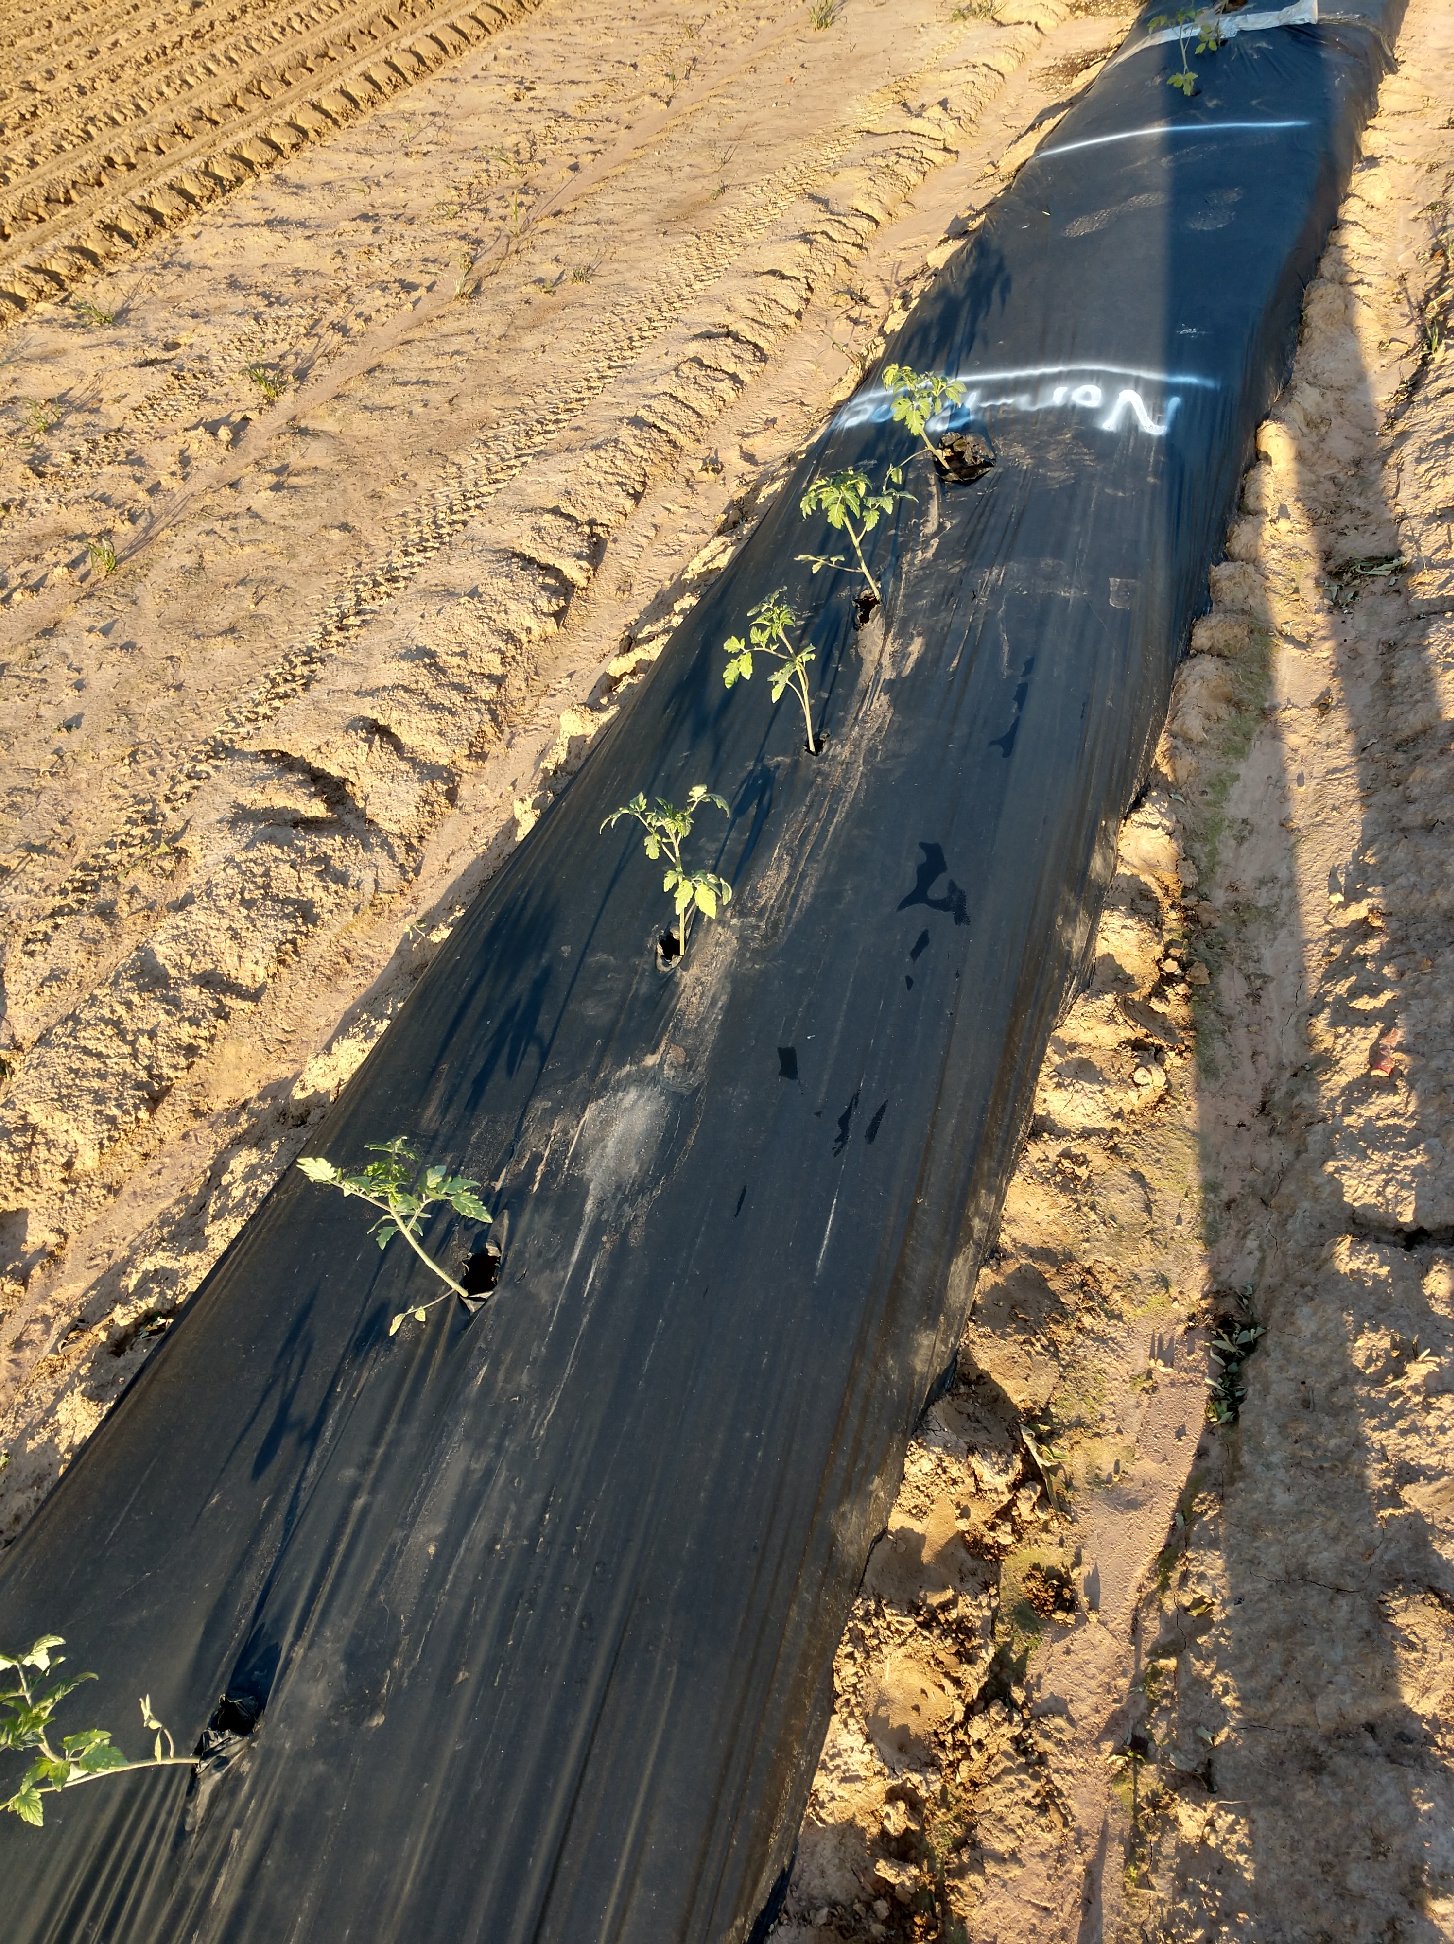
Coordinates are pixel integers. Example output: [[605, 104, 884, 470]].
[[601, 785, 731, 961], [295, 1138, 493, 1336], [246, 363, 287, 403], [723, 592, 820, 753], [1148, 9, 1220, 95], [87, 537, 119, 576], [797, 464, 911, 606], [882, 363, 968, 462], [1, 1636, 192, 1827], [71, 298, 117, 327]]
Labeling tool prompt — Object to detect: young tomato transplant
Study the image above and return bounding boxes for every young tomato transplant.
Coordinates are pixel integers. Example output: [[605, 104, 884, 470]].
[[1147, 7, 1221, 95], [882, 362, 968, 461], [722, 592, 821, 753], [601, 785, 731, 964], [295, 1138, 493, 1336], [797, 463, 912, 608], [1, 1636, 193, 1828], [882, 361, 993, 482]]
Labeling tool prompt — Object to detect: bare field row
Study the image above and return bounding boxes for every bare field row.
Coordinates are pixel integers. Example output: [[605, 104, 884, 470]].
[[0, 0, 537, 321]]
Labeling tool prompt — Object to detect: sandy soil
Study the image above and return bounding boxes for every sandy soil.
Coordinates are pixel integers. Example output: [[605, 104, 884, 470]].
[[1, 0, 1452, 1939]]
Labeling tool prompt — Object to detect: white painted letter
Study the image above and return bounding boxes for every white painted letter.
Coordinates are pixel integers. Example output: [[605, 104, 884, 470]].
[[1098, 388, 1181, 436]]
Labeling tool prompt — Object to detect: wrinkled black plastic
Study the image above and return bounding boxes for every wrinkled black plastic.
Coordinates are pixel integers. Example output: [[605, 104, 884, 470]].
[[0, 8, 1404, 1938]]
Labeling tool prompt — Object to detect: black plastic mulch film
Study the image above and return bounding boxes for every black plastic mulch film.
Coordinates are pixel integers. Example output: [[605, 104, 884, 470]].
[[0, 5, 1407, 1938]]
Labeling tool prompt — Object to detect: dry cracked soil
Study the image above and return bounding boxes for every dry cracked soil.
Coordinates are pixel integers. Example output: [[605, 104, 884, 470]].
[[1, 0, 1452, 1939]]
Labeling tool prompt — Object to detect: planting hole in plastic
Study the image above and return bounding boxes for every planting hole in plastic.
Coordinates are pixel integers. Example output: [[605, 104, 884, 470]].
[[193, 1690, 263, 1766], [0, 5, 1408, 1928], [934, 431, 995, 484], [209, 1695, 261, 1741], [656, 930, 683, 971], [462, 1242, 501, 1301], [853, 590, 879, 628], [185, 1689, 265, 1836]]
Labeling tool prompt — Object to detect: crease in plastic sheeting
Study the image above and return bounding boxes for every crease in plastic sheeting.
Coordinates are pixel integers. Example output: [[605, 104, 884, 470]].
[[1036, 119, 1313, 158], [0, 5, 1410, 1942]]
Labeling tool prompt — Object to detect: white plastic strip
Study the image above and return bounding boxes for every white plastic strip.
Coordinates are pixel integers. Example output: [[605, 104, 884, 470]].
[[1134, 1, 1319, 52]]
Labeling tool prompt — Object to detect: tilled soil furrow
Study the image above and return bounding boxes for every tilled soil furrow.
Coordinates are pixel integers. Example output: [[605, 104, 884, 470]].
[[11, 146, 893, 945], [0, 0, 534, 322], [3, 7, 1452, 1942], [0, 0, 407, 133], [0, 1, 760, 573]]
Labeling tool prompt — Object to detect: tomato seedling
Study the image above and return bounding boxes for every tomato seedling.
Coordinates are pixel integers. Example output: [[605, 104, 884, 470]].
[[723, 592, 821, 753], [797, 463, 912, 606], [296, 1138, 493, 1336], [601, 786, 731, 962], [1148, 8, 1220, 95], [882, 362, 968, 462], [1, 1636, 192, 1828]]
